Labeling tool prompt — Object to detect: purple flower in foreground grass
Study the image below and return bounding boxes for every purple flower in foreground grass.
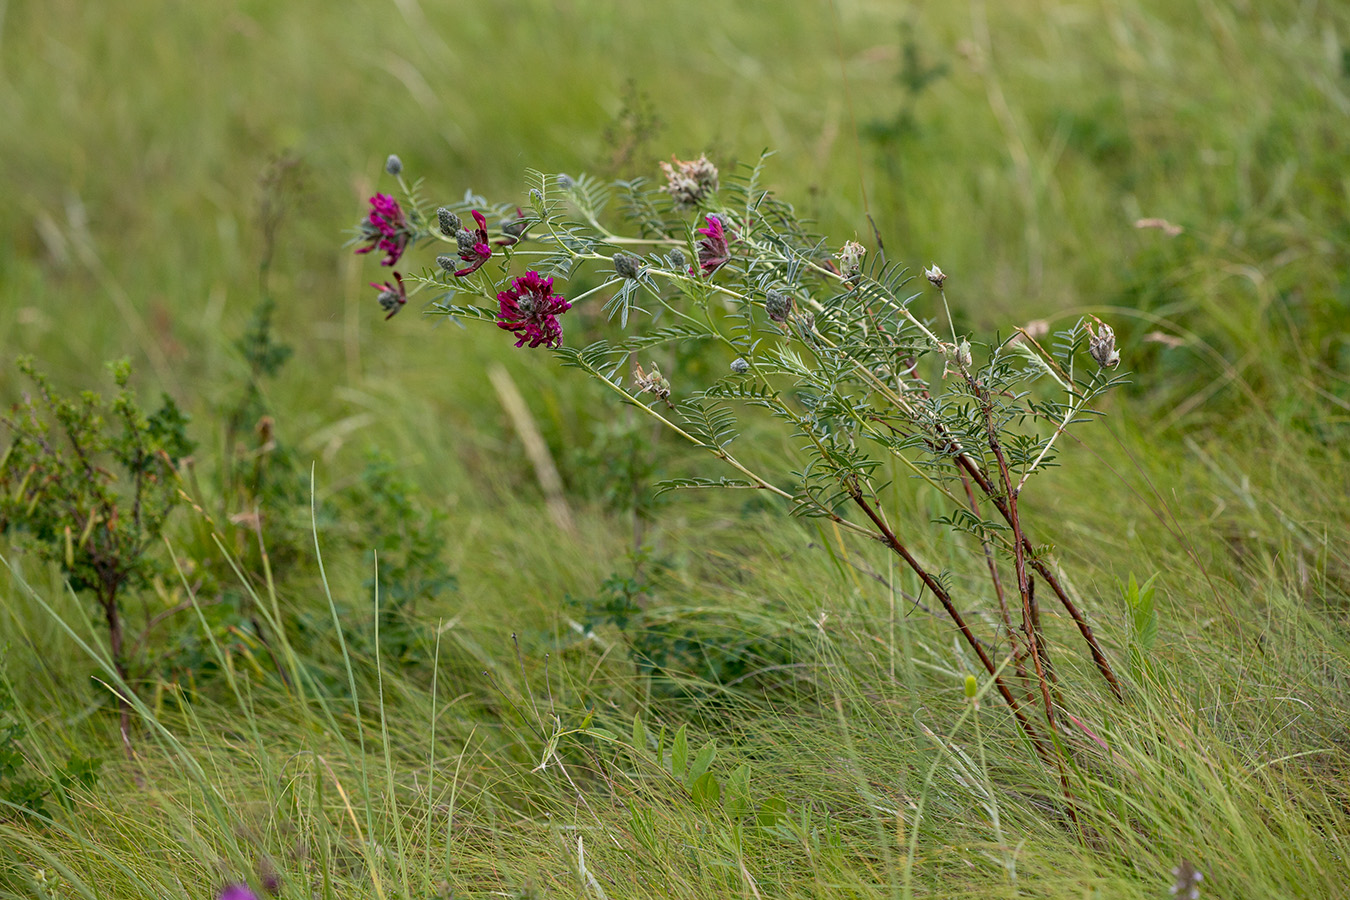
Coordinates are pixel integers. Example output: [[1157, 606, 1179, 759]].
[[355, 193, 411, 267], [218, 885, 260, 900], [695, 214, 732, 275], [496, 271, 571, 348], [453, 210, 493, 276], [371, 271, 407, 320]]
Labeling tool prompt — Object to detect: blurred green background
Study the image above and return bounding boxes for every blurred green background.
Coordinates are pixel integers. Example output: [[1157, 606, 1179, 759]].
[[2, 0, 1349, 897]]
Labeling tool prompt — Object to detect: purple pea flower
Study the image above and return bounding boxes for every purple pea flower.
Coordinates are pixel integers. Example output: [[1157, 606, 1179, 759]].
[[496, 271, 572, 349], [218, 885, 260, 900], [695, 214, 731, 275], [355, 193, 411, 267], [371, 271, 407, 320], [453, 210, 493, 277]]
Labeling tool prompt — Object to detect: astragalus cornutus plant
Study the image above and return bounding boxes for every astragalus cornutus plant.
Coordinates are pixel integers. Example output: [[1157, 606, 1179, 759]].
[[347, 152, 1129, 805]]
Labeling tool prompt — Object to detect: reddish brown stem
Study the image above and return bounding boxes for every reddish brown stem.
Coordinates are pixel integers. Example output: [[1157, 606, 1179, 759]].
[[958, 472, 1027, 677], [99, 586, 134, 760], [1028, 575, 1057, 688], [954, 451, 1124, 701], [849, 491, 1053, 762], [979, 403, 1060, 739]]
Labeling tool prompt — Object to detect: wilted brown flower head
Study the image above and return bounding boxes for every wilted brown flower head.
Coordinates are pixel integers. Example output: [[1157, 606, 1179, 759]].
[[1087, 321, 1120, 369], [634, 362, 671, 401], [660, 154, 719, 209], [836, 241, 866, 281]]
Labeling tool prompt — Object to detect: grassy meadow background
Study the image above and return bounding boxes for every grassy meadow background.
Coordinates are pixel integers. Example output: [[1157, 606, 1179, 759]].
[[2, 0, 1349, 897]]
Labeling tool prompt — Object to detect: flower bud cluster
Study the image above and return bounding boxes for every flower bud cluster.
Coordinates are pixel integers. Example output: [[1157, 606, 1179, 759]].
[[765, 290, 793, 323], [613, 253, 642, 280], [438, 207, 461, 236]]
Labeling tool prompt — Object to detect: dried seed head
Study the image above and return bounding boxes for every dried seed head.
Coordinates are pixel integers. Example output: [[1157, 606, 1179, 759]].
[[836, 241, 866, 280], [384, 154, 403, 176], [925, 264, 946, 289], [633, 362, 671, 401], [765, 290, 792, 323], [660, 154, 720, 209], [1088, 321, 1120, 369], [613, 253, 641, 280], [730, 357, 750, 374], [1169, 861, 1203, 900], [437, 207, 461, 236]]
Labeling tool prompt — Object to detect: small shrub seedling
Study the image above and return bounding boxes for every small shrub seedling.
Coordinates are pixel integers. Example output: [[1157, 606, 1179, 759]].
[[0, 358, 193, 755]]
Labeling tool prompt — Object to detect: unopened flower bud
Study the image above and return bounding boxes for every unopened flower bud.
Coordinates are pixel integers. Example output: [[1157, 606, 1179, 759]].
[[613, 253, 641, 279], [530, 189, 543, 204], [730, 357, 750, 374], [385, 154, 403, 176], [1088, 322, 1120, 369], [765, 290, 792, 323], [668, 247, 687, 270], [377, 289, 401, 314], [456, 229, 477, 254], [837, 241, 866, 280], [964, 674, 978, 699], [438, 207, 461, 236], [436, 255, 457, 274], [925, 264, 946, 289], [556, 173, 575, 190]]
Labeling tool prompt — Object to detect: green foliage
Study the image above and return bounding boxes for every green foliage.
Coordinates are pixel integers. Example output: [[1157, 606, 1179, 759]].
[[568, 553, 797, 700], [347, 451, 458, 663], [2, 1, 1349, 897], [0, 358, 193, 684], [0, 664, 101, 821], [1122, 572, 1162, 686]]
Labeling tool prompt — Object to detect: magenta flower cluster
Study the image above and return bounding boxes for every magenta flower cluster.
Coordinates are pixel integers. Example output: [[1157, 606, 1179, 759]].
[[496, 271, 572, 348], [355, 193, 411, 267]]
